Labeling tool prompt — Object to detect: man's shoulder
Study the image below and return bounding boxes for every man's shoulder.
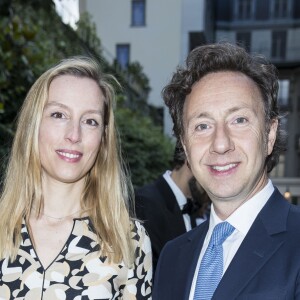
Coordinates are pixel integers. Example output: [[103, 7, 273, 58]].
[[287, 202, 300, 226], [136, 181, 159, 195], [269, 187, 300, 222], [135, 174, 170, 200], [164, 221, 208, 249]]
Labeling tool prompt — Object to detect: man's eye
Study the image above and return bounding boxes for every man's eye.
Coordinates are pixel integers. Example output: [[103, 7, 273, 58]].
[[85, 119, 99, 126], [235, 117, 247, 124], [50, 112, 64, 118], [196, 124, 209, 130]]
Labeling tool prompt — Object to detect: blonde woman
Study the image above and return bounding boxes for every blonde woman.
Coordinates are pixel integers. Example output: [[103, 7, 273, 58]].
[[0, 57, 152, 299]]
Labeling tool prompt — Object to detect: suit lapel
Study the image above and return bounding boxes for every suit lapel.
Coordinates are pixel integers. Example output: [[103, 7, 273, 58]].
[[174, 222, 209, 299], [156, 175, 186, 233], [213, 189, 290, 299]]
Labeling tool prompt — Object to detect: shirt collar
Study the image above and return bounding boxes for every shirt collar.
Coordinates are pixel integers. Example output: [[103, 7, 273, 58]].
[[163, 170, 187, 208], [209, 179, 274, 235]]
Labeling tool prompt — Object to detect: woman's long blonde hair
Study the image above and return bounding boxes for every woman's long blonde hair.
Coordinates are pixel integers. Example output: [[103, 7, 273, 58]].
[[0, 56, 135, 266]]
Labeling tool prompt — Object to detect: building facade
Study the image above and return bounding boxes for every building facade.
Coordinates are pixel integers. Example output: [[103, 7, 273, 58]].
[[214, 0, 300, 202], [78, 0, 300, 201], [79, 0, 212, 136]]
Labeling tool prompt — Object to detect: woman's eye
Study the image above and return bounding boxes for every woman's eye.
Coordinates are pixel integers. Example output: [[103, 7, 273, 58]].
[[85, 119, 99, 126], [50, 112, 64, 119]]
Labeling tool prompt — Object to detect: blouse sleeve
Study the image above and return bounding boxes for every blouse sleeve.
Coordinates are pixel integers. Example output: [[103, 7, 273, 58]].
[[122, 221, 153, 299]]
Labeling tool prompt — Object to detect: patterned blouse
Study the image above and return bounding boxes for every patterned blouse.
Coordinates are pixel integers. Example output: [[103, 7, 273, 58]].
[[0, 218, 152, 299]]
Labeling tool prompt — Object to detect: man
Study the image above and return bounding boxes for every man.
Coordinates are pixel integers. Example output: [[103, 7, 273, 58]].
[[135, 142, 204, 274], [153, 42, 300, 299]]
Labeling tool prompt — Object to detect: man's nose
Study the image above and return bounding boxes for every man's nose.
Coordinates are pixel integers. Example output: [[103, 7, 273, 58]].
[[209, 124, 234, 154]]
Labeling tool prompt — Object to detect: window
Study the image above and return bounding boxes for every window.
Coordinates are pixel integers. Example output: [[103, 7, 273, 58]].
[[296, 134, 300, 153], [236, 0, 252, 20], [236, 32, 251, 52], [189, 32, 206, 52], [270, 154, 286, 177], [270, 116, 288, 178], [271, 31, 286, 59], [131, 0, 146, 26], [278, 80, 290, 109], [273, 0, 288, 18], [116, 44, 130, 69]]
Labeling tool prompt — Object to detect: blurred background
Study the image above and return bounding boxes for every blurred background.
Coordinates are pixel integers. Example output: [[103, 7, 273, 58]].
[[1, 0, 299, 202]]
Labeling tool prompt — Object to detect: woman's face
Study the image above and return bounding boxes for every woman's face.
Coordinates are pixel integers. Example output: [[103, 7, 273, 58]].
[[39, 75, 105, 185]]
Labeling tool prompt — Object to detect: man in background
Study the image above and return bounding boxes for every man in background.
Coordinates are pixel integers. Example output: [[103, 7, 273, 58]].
[[135, 141, 209, 274]]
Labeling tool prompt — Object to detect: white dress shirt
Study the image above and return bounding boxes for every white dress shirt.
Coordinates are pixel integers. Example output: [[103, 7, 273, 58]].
[[163, 170, 192, 231], [189, 180, 275, 299]]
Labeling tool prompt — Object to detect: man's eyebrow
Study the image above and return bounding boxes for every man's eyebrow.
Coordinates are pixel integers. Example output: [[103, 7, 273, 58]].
[[186, 106, 254, 125], [227, 106, 252, 114], [190, 106, 251, 118], [188, 112, 212, 121]]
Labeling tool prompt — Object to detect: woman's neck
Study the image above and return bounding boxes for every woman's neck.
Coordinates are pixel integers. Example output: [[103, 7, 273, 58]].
[[38, 176, 85, 217]]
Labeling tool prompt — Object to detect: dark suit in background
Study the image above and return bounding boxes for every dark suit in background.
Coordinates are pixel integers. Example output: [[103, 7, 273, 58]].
[[135, 175, 186, 273], [135, 141, 210, 275]]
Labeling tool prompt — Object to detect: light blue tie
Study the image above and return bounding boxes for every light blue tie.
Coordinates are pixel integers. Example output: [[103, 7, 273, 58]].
[[194, 221, 235, 300]]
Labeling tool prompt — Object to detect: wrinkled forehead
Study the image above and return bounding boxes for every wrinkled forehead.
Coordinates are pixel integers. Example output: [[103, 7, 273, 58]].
[[182, 71, 264, 128]]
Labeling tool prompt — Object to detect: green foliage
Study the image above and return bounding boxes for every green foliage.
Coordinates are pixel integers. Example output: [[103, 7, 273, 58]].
[[0, 0, 83, 177], [127, 62, 151, 94], [116, 107, 174, 188], [0, 0, 87, 123], [76, 12, 102, 54], [0, 0, 174, 187]]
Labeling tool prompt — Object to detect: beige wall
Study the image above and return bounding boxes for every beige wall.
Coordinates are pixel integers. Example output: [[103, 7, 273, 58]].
[[80, 0, 181, 110], [80, 0, 208, 136]]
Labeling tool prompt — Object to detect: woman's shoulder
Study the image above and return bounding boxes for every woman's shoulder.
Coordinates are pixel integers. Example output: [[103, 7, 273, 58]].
[[130, 220, 152, 276], [130, 219, 148, 237], [130, 220, 151, 249]]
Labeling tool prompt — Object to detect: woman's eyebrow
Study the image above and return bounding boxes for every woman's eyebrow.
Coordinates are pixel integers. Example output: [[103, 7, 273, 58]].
[[45, 102, 102, 115], [44, 101, 68, 109]]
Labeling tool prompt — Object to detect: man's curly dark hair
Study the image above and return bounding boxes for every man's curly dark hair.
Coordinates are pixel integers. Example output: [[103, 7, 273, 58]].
[[162, 42, 286, 173]]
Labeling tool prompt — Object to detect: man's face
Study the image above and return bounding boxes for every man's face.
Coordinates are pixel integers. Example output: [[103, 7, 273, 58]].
[[182, 71, 277, 208]]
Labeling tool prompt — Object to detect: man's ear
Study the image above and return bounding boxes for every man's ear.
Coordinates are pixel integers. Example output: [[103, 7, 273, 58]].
[[180, 135, 186, 151], [267, 119, 278, 155]]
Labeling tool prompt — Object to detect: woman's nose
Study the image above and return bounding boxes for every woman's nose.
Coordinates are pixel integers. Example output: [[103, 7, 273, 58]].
[[64, 121, 82, 144]]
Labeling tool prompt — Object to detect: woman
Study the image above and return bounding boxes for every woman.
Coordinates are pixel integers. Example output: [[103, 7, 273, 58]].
[[0, 57, 152, 299]]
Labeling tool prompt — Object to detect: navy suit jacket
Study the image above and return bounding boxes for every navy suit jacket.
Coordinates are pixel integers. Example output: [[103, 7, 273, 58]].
[[153, 188, 300, 300], [135, 175, 186, 274]]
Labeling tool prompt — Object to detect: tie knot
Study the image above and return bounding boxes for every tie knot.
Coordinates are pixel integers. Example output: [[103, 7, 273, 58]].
[[211, 221, 235, 246]]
